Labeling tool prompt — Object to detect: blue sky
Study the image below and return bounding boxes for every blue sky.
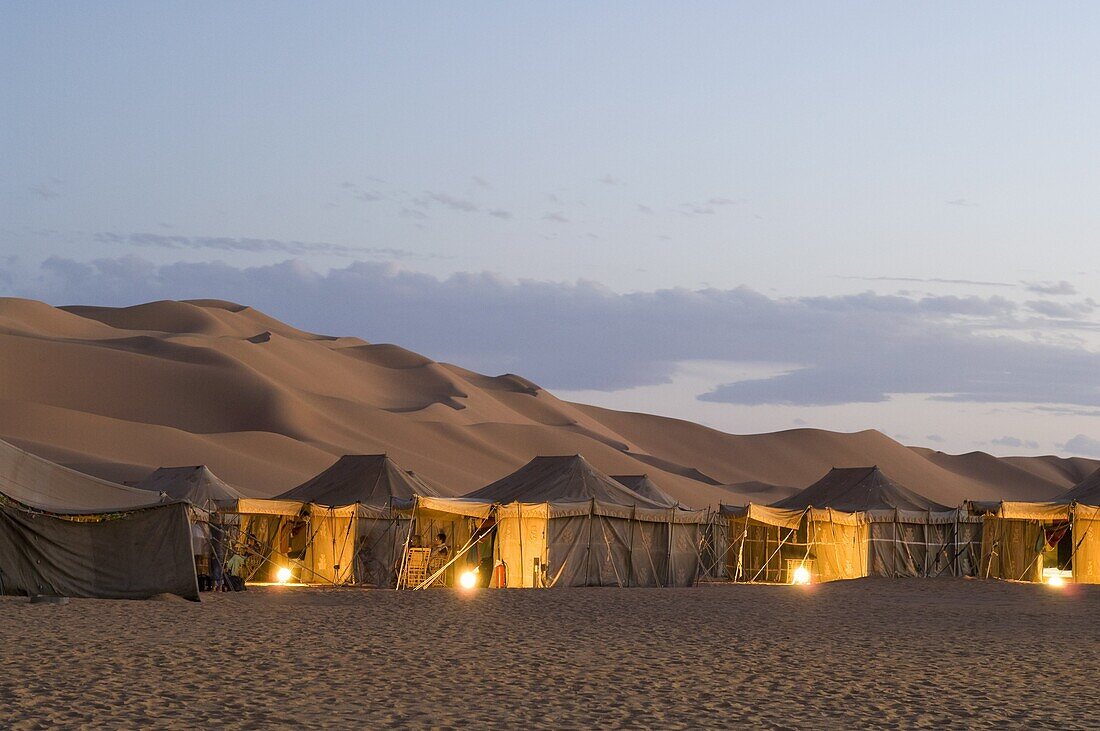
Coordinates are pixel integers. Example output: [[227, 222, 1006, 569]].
[[3, 3, 1100, 456]]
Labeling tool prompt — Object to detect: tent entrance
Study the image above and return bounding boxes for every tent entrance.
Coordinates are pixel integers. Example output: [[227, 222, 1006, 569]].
[[1041, 521, 1073, 583]]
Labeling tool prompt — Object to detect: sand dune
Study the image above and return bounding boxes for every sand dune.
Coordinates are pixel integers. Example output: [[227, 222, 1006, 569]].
[[0, 297, 1092, 506]]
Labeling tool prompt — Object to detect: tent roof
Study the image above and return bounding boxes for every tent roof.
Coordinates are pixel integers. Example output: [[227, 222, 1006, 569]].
[[0, 437, 167, 513], [275, 454, 442, 507], [466, 455, 667, 508], [611, 474, 682, 509], [1059, 467, 1100, 504], [771, 466, 949, 512], [133, 465, 243, 509]]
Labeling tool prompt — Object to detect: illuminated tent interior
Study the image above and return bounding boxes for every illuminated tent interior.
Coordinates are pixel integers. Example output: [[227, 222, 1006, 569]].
[[975, 467, 1100, 584], [463, 455, 710, 588], [725, 466, 981, 583], [219, 454, 449, 587], [0, 438, 198, 600]]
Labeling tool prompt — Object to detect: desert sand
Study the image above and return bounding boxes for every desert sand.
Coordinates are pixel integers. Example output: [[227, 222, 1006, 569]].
[[1, 580, 1096, 729], [0, 297, 1095, 507]]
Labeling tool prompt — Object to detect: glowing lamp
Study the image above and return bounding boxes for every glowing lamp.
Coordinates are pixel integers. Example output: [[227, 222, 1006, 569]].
[[791, 565, 811, 585], [459, 569, 478, 590], [276, 566, 293, 584], [1047, 574, 1065, 588]]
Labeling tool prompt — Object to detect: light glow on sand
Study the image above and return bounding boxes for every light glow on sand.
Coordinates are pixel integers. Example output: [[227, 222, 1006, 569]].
[[1047, 574, 1065, 588], [459, 570, 478, 590], [791, 565, 811, 585], [276, 566, 293, 584]]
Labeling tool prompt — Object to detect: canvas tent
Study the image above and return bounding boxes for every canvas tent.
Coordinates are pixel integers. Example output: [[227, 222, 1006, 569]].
[[0, 438, 198, 600], [220, 454, 445, 587], [611, 474, 727, 581], [464, 455, 709, 588], [133, 465, 244, 583], [976, 467, 1100, 584], [726, 466, 980, 583], [274, 454, 442, 506], [134, 465, 243, 511], [611, 474, 681, 509]]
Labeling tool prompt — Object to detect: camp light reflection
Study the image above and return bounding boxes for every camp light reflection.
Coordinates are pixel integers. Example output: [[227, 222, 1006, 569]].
[[1047, 574, 1065, 588], [276, 566, 293, 584], [791, 565, 811, 585], [459, 568, 478, 590]]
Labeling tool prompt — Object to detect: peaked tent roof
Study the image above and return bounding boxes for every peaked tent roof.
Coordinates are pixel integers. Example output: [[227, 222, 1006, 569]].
[[275, 454, 442, 507], [611, 474, 682, 509], [466, 455, 667, 508], [1059, 467, 1100, 504], [0, 437, 167, 513], [771, 466, 949, 512], [134, 465, 244, 510]]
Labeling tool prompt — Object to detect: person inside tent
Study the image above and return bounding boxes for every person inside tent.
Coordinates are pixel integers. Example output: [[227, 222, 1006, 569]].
[[433, 531, 450, 559], [428, 531, 450, 584]]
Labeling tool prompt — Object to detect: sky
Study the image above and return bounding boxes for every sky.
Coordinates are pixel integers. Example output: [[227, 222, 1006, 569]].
[[3, 2, 1100, 457]]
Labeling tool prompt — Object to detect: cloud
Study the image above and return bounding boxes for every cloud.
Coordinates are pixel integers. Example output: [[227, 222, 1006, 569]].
[[707, 197, 741, 205], [679, 204, 714, 216], [355, 191, 383, 202], [597, 174, 622, 186], [946, 198, 972, 206], [542, 212, 569, 223], [1025, 280, 1077, 296], [94, 232, 421, 259], [1062, 435, 1100, 457], [837, 275, 1015, 288], [1025, 300, 1094, 319], [426, 192, 478, 212], [925, 434, 945, 443], [5, 256, 1100, 407], [488, 209, 513, 220], [472, 176, 491, 188], [30, 179, 62, 199], [991, 436, 1039, 449], [636, 204, 654, 214]]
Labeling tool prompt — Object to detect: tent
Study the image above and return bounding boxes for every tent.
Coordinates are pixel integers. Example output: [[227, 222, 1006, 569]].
[[726, 466, 980, 583], [133, 465, 245, 584], [133, 465, 243, 511], [274, 454, 442, 506], [611, 474, 727, 581], [976, 468, 1100, 584], [464, 455, 709, 588], [0, 438, 198, 600], [220, 454, 446, 587], [611, 474, 681, 509]]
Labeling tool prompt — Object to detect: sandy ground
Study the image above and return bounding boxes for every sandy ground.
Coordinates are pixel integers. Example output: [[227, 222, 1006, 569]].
[[1, 579, 1098, 729]]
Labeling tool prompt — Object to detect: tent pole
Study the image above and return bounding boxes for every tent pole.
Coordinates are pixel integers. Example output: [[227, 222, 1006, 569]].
[[627, 504, 636, 588], [585, 498, 595, 586], [396, 497, 417, 590], [665, 507, 674, 588], [517, 502, 525, 588]]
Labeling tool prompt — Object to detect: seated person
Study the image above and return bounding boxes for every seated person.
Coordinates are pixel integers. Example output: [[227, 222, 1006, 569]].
[[433, 531, 449, 559]]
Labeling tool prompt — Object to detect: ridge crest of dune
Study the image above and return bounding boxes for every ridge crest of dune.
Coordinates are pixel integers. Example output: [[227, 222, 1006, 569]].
[[0, 297, 1092, 505]]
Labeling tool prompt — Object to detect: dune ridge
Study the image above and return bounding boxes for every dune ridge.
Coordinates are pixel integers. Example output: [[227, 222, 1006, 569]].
[[0, 297, 1092, 507]]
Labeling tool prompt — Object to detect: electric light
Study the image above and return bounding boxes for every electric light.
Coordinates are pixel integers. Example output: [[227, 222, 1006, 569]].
[[276, 566, 292, 584], [1047, 574, 1065, 588], [459, 569, 478, 589], [791, 565, 811, 585]]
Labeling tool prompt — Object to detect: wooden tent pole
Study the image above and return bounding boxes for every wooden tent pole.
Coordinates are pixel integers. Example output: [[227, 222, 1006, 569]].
[[584, 498, 595, 586]]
